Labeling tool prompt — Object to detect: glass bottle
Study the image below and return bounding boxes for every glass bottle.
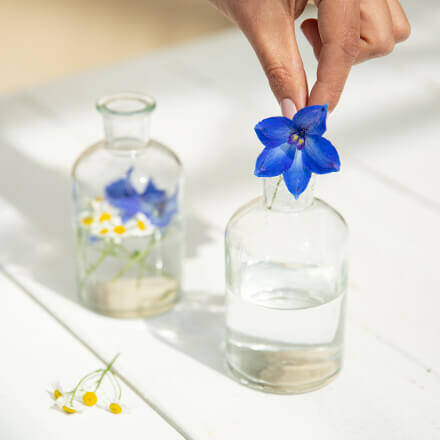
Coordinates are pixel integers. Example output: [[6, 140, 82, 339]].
[[225, 176, 348, 393], [72, 92, 183, 318]]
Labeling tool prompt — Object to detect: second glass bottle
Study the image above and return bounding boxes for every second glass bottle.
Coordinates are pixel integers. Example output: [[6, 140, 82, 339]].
[[72, 92, 183, 318]]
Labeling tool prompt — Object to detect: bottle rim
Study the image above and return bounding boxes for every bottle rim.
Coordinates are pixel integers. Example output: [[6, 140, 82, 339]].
[[96, 92, 156, 116]]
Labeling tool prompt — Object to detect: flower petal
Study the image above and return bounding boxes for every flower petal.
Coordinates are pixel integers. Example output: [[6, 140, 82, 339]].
[[105, 167, 144, 221], [141, 180, 178, 228], [255, 117, 296, 148], [282, 150, 311, 199], [292, 104, 328, 136], [141, 179, 166, 200], [254, 145, 295, 177], [303, 135, 340, 174], [147, 191, 178, 228]]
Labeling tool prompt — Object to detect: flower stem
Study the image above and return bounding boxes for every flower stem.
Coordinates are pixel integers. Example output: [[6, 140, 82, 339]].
[[268, 176, 283, 210], [94, 353, 120, 392], [109, 371, 123, 401], [81, 242, 114, 285], [112, 236, 157, 282], [69, 369, 102, 405]]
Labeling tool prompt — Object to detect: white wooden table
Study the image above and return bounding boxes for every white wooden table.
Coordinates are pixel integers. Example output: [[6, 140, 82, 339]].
[[1, 1, 439, 438]]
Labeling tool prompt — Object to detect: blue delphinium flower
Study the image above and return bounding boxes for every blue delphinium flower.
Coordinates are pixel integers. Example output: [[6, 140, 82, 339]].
[[254, 104, 340, 199], [141, 180, 179, 228], [105, 167, 178, 228]]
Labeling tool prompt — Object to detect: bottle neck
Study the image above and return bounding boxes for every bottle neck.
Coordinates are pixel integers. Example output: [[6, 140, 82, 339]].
[[96, 92, 156, 150], [103, 113, 151, 149], [263, 175, 315, 212]]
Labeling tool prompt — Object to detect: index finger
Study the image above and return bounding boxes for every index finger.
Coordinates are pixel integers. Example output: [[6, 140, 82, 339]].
[[308, 0, 360, 110]]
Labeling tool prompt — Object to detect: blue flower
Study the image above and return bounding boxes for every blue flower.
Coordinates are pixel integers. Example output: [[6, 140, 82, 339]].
[[105, 167, 178, 228], [254, 104, 340, 199], [141, 180, 179, 228]]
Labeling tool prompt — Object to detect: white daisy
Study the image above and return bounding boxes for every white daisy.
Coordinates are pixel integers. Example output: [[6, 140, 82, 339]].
[[98, 396, 128, 415], [96, 371, 128, 415], [79, 198, 120, 230], [48, 381, 67, 401], [55, 394, 83, 414], [124, 213, 153, 238]]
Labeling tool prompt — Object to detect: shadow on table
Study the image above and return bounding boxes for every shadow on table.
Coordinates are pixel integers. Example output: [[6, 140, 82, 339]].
[[145, 290, 227, 376]]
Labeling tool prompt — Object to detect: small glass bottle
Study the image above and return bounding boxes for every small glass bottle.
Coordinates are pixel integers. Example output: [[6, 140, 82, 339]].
[[72, 92, 183, 318], [225, 176, 348, 393]]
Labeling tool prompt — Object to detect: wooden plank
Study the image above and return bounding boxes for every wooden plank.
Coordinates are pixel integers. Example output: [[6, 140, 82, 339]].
[[1, 7, 439, 437], [0, 272, 184, 440], [3, 153, 440, 438]]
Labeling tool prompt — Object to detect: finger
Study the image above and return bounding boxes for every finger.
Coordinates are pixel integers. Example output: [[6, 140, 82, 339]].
[[308, 0, 360, 110], [237, 2, 308, 114], [356, 0, 395, 63], [386, 0, 411, 42], [301, 18, 322, 60]]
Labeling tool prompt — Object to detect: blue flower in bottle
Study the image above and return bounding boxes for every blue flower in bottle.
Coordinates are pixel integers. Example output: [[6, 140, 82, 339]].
[[140, 180, 179, 228], [254, 104, 340, 198], [105, 167, 178, 227]]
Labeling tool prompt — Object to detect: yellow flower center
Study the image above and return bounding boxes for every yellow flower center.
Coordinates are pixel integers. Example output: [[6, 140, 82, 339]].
[[137, 220, 146, 231], [114, 225, 126, 235], [99, 228, 109, 235], [62, 405, 76, 414], [99, 212, 112, 222], [81, 216, 93, 226], [54, 389, 62, 400], [290, 134, 305, 147], [82, 391, 98, 407], [109, 403, 122, 414], [94, 196, 104, 202]]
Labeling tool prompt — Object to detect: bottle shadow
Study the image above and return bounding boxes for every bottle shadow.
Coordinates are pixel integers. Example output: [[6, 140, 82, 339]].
[[145, 290, 228, 376]]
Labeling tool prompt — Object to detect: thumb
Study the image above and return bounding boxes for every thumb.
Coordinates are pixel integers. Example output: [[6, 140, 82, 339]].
[[239, 5, 308, 116]]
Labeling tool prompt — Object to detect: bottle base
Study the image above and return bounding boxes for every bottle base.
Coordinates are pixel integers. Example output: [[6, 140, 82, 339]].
[[226, 354, 341, 394], [79, 276, 179, 318]]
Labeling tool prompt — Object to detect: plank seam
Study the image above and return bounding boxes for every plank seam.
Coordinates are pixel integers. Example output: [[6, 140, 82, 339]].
[[0, 267, 193, 440]]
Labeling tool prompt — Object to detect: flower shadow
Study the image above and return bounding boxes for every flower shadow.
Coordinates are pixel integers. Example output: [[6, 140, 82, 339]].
[[145, 290, 227, 375]]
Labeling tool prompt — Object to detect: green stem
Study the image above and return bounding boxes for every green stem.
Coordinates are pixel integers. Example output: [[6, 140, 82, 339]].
[[268, 176, 283, 210], [94, 353, 120, 392], [115, 243, 131, 256], [137, 257, 144, 288], [112, 236, 157, 282], [69, 369, 102, 405], [81, 243, 114, 285], [109, 371, 122, 401], [136, 228, 172, 284], [77, 228, 87, 267]]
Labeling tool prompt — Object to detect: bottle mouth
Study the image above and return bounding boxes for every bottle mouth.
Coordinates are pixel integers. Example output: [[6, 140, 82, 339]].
[[263, 176, 315, 211], [96, 92, 156, 116]]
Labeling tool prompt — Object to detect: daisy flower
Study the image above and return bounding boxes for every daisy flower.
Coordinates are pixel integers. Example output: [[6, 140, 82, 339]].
[[55, 394, 83, 414], [49, 381, 66, 401]]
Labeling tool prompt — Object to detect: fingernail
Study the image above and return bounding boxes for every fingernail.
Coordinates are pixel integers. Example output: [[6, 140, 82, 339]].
[[281, 98, 296, 119]]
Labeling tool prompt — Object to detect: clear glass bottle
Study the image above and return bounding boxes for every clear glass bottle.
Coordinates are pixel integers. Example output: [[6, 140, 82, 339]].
[[72, 92, 183, 318], [225, 176, 348, 393]]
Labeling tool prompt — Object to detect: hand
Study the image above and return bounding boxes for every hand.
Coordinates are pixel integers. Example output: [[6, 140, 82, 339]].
[[210, 0, 410, 115]]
